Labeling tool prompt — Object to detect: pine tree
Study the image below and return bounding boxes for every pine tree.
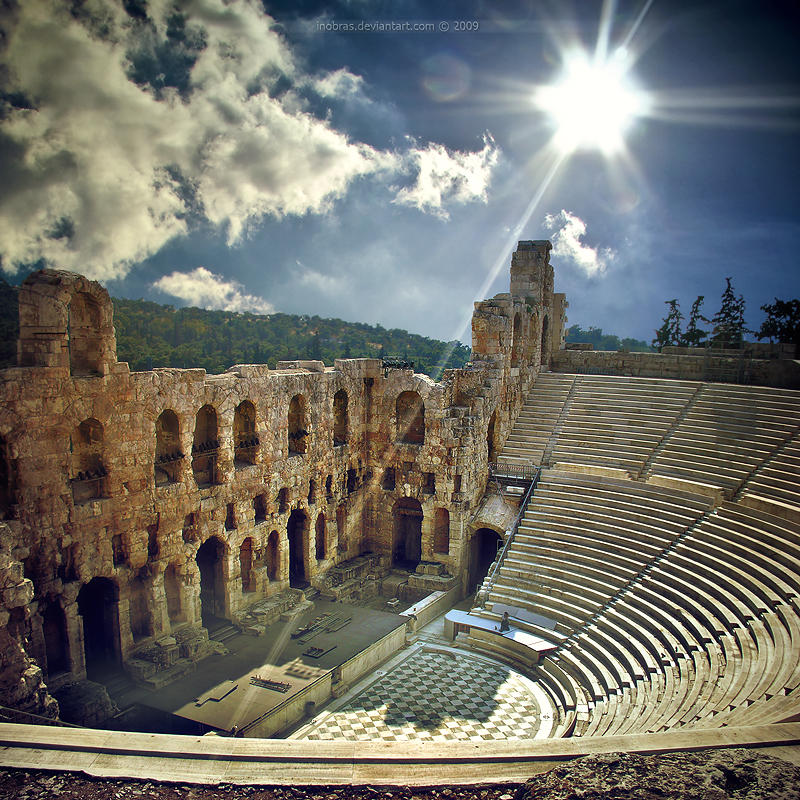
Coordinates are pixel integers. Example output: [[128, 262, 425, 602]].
[[652, 299, 683, 352], [710, 278, 748, 348], [757, 298, 800, 356], [679, 295, 708, 347]]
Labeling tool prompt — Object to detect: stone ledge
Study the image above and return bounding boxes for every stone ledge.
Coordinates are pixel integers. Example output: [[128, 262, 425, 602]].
[[0, 722, 797, 786]]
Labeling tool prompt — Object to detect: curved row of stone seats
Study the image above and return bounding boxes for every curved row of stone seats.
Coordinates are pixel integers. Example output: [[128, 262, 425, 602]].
[[548, 376, 698, 476], [578, 501, 800, 733], [498, 372, 574, 467], [467, 469, 800, 739], [738, 437, 800, 517], [487, 472, 709, 630], [645, 383, 800, 495]]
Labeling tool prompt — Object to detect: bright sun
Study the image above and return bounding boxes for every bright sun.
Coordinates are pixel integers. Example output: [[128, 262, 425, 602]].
[[535, 50, 649, 155]]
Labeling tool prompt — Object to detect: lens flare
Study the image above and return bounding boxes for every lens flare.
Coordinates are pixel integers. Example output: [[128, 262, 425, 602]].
[[535, 49, 649, 154]]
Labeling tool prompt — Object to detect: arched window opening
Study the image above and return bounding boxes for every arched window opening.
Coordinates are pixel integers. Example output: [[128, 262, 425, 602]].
[[197, 536, 227, 625], [112, 534, 126, 567], [42, 602, 69, 676], [423, 472, 435, 495], [308, 479, 316, 505], [347, 468, 358, 494], [540, 315, 550, 362], [392, 497, 423, 569], [164, 563, 183, 623], [129, 570, 153, 643], [240, 538, 254, 593], [225, 503, 237, 531], [68, 291, 103, 376], [325, 475, 334, 501], [434, 508, 450, 555], [266, 530, 280, 582], [147, 523, 159, 558], [315, 513, 326, 561], [58, 543, 79, 583], [77, 578, 120, 679], [382, 467, 396, 491], [0, 436, 17, 520], [277, 487, 289, 514], [511, 312, 523, 368], [288, 394, 309, 455], [487, 410, 498, 465], [192, 405, 220, 487], [287, 509, 308, 587], [234, 400, 258, 467], [154, 410, 182, 486], [396, 391, 424, 444], [182, 513, 198, 543], [254, 493, 267, 524], [70, 418, 108, 504], [333, 389, 348, 446]]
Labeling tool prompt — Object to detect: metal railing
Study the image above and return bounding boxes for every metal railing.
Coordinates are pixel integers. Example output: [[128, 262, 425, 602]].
[[489, 462, 540, 482], [479, 466, 541, 603]]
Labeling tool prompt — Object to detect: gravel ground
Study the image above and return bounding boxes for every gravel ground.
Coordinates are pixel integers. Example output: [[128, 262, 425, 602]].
[[0, 770, 521, 800]]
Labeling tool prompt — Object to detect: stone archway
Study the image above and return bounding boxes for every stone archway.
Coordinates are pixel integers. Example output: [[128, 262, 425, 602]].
[[287, 509, 309, 587], [469, 528, 503, 593], [196, 536, 227, 626], [77, 577, 121, 680], [42, 601, 69, 677], [392, 497, 423, 569]]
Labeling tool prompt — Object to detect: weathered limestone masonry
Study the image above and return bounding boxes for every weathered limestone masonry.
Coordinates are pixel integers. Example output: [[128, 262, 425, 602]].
[[554, 344, 800, 388], [0, 241, 562, 720]]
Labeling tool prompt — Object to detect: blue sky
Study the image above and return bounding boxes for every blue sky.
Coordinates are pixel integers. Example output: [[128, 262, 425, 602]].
[[1, 0, 798, 345]]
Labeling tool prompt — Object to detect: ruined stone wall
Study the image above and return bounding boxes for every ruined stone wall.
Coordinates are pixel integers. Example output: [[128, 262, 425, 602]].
[[0, 243, 560, 710], [551, 348, 800, 389]]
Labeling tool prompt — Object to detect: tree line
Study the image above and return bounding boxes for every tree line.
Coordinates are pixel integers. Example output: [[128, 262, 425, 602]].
[[0, 281, 471, 379], [653, 278, 800, 354]]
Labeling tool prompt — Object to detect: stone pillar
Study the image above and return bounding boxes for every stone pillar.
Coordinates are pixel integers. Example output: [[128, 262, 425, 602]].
[[63, 599, 87, 679], [151, 566, 170, 639]]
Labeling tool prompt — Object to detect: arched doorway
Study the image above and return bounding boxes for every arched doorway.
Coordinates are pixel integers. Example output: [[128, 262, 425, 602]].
[[287, 509, 308, 587], [469, 528, 503, 593], [77, 577, 120, 680], [392, 498, 423, 569], [240, 537, 254, 593], [266, 530, 280, 581], [42, 601, 69, 677], [315, 513, 326, 560], [196, 537, 226, 627]]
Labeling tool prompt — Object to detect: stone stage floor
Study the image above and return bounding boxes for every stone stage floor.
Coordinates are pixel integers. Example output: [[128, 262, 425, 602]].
[[125, 599, 408, 734], [289, 644, 555, 743]]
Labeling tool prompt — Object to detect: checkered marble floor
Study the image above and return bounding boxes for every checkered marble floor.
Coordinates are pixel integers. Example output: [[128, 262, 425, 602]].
[[299, 649, 544, 742]]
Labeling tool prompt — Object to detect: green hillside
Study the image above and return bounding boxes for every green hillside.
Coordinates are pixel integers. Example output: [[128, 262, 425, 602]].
[[0, 281, 470, 379], [565, 324, 653, 352]]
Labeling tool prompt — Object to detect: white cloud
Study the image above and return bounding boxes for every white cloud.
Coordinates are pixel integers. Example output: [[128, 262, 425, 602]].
[[394, 135, 500, 218], [0, 0, 499, 280], [295, 260, 347, 295], [152, 267, 274, 314], [543, 209, 614, 277]]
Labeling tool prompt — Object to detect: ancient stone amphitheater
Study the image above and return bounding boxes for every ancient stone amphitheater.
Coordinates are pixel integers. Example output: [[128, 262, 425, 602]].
[[0, 241, 798, 785]]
